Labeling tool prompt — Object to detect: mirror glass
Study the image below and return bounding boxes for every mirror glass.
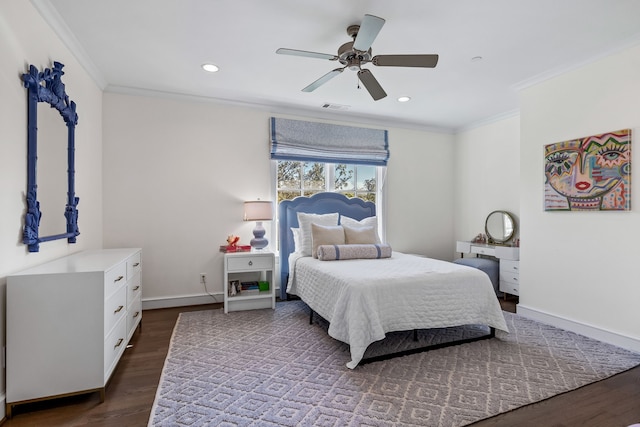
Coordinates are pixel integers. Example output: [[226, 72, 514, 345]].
[[22, 61, 79, 252], [37, 104, 68, 237], [485, 210, 516, 244]]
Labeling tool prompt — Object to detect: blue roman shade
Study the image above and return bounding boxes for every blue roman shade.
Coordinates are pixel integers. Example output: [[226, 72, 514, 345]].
[[270, 117, 389, 166]]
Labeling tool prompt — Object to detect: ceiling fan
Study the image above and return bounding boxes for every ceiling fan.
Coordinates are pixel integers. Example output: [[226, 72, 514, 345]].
[[276, 14, 439, 101]]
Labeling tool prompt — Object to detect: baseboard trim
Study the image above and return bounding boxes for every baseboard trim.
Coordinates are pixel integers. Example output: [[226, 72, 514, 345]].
[[141, 288, 281, 310], [142, 293, 223, 310], [517, 304, 640, 353]]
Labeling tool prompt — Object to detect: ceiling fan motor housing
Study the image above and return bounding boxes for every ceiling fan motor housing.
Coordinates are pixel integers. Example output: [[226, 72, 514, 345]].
[[338, 41, 372, 70]]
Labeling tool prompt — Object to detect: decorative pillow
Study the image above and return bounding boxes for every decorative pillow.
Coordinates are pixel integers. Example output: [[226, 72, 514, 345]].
[[343, 224, 377, 244], [317, 244, 392, 261], [291, 228, 301, 253], [340, 215, 381, 243], [297, 212, 339, 256], [311, 224, 345, 258]]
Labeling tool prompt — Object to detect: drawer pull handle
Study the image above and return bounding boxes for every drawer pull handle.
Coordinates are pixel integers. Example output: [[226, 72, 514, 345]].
[[133, 285, 140, 291], [248, 260, 253, 266], [114, 305, 124, 314], [114, 338, 124, 349], [133, 311, 140, 318], [114, 275, 124, 282], [133, 262, 140, 267]]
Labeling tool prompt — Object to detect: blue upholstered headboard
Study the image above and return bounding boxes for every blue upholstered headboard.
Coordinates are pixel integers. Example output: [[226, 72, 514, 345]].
[[278, 192, 376, 299]]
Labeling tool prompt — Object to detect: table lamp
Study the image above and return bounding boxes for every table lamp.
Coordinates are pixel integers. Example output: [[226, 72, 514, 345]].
[[243, 200, 273, 249]]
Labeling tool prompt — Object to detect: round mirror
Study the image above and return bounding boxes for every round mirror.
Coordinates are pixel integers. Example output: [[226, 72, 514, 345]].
[[485, 211, 516, 244]]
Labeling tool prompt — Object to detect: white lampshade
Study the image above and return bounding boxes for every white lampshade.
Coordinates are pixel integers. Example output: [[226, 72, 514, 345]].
[[243, 201, 273, 221], [243, 201, 273, 249]]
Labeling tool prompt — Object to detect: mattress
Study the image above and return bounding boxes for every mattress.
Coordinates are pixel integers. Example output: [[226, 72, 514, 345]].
[[287, 251, 509, 368]]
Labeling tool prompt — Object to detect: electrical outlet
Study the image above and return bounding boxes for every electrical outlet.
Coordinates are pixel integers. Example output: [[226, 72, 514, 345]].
[[200, 273, 206, 284]]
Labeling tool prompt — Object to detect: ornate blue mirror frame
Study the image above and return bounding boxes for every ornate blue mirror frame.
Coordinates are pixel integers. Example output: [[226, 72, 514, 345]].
[[22, 61, 79, 252]]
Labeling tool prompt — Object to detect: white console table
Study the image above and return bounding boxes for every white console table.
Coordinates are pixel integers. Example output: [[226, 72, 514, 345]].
[[456, 241, 520, 299]]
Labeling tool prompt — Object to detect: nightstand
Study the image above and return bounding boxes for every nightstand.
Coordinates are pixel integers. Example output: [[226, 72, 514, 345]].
[[223, 250, 275, 313]]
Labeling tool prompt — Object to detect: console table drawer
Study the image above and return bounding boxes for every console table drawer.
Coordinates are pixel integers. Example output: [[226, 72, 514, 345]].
[[471, 245, 496, 256], [500, 259, 520, 274], [500, 280, 520, 296]]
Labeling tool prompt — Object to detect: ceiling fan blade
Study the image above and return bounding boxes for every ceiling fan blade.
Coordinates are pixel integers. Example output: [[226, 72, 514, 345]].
[[302, 68, 344, 92], [357, 69, 387, 101], [276, 48, 338, 61], [352, 14, 385, 52], [372, 54, 439, 68]]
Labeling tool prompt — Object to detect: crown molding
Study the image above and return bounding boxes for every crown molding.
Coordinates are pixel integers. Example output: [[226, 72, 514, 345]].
[[30, 0, 107, 89]]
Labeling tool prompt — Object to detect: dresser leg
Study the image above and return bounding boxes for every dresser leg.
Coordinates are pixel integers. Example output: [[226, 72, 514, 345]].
[[99, 388, 105, 403]]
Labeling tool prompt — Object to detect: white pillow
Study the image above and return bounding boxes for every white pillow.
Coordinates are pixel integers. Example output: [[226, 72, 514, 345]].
[[311, 224, 345, 258], [340, 215, 381, 244], [343, 224, 377, 245], [291, 228, 301, 253], [297, 212, 339, 256]]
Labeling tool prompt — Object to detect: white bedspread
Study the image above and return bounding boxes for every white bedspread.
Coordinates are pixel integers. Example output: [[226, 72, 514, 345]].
[[287, 252, 509, 369]]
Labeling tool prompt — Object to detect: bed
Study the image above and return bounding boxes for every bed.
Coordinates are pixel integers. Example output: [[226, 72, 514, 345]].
[[279, 192, 508, 369]]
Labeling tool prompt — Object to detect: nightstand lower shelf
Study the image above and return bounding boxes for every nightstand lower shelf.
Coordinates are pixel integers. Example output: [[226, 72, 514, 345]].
[[223, 251, 275, 313]]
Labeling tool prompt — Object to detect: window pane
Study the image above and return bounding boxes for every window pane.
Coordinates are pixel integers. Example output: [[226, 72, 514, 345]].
[[277, 161, 301, 190], [334, 164, 354, 190], [356, 165, 376, 192], [303, 162, 325, 190], [277, 190, 301, 204]]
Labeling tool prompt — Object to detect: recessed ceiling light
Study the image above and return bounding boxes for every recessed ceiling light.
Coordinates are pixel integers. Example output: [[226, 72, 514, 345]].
[[397, 96, 411, 102], [202, 63, 219, 73]]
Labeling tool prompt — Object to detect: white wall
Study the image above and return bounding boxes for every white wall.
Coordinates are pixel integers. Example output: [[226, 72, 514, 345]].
[[453, 116, 521, 252], [102, 92, 456, 306], [386, 128, 456, 259], [0, 0, 104, 416], [517, 44, 640, 350]]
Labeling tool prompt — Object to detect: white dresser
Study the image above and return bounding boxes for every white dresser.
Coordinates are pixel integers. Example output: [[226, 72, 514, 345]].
[[456, 241, 520, 298], [6, 248, 142, 417]]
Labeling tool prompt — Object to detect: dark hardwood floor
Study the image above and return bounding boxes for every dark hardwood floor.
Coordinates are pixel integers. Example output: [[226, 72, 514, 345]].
[[2, 298, 639, 427]]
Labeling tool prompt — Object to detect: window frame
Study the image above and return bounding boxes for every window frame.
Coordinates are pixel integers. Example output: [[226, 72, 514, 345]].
[[270, 160, 386, 250]]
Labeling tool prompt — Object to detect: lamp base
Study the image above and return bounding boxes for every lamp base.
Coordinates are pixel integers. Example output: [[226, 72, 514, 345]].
[[250, 221, 269, 250]]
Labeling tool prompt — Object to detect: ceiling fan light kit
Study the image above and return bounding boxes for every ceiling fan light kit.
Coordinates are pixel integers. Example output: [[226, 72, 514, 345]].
[[277, 14, 439, 101]]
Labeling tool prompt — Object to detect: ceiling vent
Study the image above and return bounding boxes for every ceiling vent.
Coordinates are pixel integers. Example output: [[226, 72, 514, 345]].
[[321, 103, 350, 111]]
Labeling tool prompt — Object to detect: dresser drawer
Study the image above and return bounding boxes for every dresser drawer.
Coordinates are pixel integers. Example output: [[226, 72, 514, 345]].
[[105, 285, 127, 337], [226, 254, 273, 272], [127, 272, 142, 305], [105, 261, 127, 298], [127, 252, 142, 279], [104, 316, 127, 381], [127, 294, 142, 340]]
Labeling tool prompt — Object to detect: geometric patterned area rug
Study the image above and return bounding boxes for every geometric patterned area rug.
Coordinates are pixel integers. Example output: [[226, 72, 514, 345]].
[[148, 300, 640, 427]]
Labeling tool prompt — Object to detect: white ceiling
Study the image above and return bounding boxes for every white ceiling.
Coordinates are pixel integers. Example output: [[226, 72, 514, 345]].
[[36, 0, 640, 132]]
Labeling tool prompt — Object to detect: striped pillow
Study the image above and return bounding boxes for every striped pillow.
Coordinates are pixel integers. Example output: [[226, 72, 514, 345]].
[[316, 244, 392, 261]]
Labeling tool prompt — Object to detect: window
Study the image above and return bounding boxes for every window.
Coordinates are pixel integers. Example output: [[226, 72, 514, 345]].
[[273, 160, 385, 250], [276, 161, 379, 204]]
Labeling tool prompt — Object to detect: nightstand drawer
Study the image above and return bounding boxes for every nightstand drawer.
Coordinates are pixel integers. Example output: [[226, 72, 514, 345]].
[[227, 254, 273, 271]]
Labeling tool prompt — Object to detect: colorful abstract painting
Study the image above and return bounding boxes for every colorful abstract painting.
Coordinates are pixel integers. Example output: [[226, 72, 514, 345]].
[[544, 129, 631, 211]]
